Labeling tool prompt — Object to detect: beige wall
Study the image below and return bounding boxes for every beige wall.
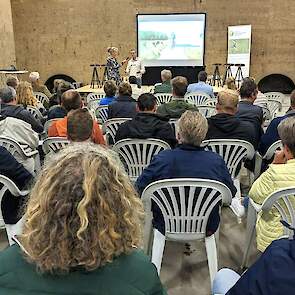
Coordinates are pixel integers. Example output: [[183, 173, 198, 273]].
[[10, 0, 295, 85], [0, 0, 16, 69]]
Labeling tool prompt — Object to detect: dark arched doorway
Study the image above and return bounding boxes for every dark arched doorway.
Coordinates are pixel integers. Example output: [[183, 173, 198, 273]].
[[258, 74, 295, 94]]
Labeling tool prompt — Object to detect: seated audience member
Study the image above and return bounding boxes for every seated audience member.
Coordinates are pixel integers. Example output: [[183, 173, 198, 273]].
[[6, 75, 19, 90], [99, 80, 117, 106], [0, 117, 39, 173], [154, 69, 172, 94], [187, 71, 214, 98], [48, 90, 105, 145], [29, 71, 51, 98], [47, 81, 74, 116], [249, 117, 295, 252], [129, 76, 143, 99], [115, 93, 177, 147], [16, 81, 46, 115], [236, 78, 263, 143], [157, 76, 198, 119], [213, 234, 295, 295], [108, 82, 137, 119], [206, 90, 257, 148], [0, 87, 43, 133], [0, 144, 166, 294], [136, 111, 236, 236], [67, 108, 93, 142], [259, 89, 295, 155], [225, 76, 237, 92], [0, 146, 33, 244]]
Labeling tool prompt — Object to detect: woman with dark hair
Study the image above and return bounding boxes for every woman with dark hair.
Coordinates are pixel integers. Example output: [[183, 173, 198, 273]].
[[0, 144, 166, 294]]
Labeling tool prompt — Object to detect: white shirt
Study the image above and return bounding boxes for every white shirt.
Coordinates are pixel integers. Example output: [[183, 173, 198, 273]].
[[126, 58, 145, 78]]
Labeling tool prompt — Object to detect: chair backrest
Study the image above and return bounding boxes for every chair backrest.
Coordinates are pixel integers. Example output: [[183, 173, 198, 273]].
[[27, 106, 44, 120], [44, 118, 62, 135], [264, 92, 285, 102], [0, 136, 27, 160], [202, 139, 255, 179], [185, 92, 215, 106], [197, 105, 217, 118], [86, 92, 105, 104], [34, 92, 49, 106], [103, 118, 132, 146], [142, 178, 232, 240], [267, 99, 282, 119], [42, 137, 70, 154], [264, 140, 283, 160], [169, 119, 179, 136], [261, 106, 271, 121], [88, 99, 102, 111], [95, 105, 109, 124], [154, 93, 173, 106], [262, 187, 295, 238], [113, 139, 171, 181]]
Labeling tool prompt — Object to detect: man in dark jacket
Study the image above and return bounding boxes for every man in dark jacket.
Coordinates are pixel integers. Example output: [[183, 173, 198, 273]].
[[108, 82, 137, 119], [115, 93, 177, 147], [206, 90, 257, 148], [236, 78, 263, 144], [0, 87, 43, 133], [0, 146, 33, 225], [136, 110, 236, 236], [259, 90, 295, 155], [157, 76, 198, 119]]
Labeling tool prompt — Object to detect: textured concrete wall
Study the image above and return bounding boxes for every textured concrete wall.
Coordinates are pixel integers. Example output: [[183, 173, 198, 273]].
[[0, 0, 16, 69], [10, 0, 295, 84]]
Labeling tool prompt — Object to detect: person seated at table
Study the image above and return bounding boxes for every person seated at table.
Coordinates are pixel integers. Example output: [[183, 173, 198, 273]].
[[136, 110, 236, 236], [259, 89, 295, 155], [67, 108, 93, 142], [99, 80, 117, 106], [249, 117, 295, 253], [108, 82, 137, 119], [187, 71, 214, 98], [157, 76, 198, 119], [154, 69, 172, 94], [48, 90, 105, 145], [225, 76, 237, 92], [115, 93, 177, 147], [0, 144, 166, 294], [6, 75, 19, 90], [29, 71, 51, 99]]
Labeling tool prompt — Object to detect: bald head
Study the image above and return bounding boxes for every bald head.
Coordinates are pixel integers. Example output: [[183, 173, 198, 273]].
[[216, 90, 239, 115], [61, 90, 82, 112]]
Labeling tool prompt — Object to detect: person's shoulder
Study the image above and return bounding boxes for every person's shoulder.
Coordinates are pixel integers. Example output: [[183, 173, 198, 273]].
[[0, 245, 27, 274]]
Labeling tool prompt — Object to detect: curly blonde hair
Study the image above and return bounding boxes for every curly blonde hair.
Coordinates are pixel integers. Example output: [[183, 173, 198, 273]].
[[16, 81, 38, 107], [21, 143, 144, 273]]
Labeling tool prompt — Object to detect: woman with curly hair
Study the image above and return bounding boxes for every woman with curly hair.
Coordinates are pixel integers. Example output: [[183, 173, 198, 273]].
[[16, 81, 46, 114], [0, 144, 166, 295]]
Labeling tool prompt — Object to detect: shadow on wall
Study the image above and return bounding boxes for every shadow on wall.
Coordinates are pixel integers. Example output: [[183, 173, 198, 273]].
[[258, 74, 295, 94], [45, 74, 76, 92]]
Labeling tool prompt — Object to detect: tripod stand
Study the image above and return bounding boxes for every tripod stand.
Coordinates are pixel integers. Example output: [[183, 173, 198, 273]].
[[90, 64, 106, 88], [212, 63, 222, 87], [235, 64, 245, 88], [223, 63, 234, 86]]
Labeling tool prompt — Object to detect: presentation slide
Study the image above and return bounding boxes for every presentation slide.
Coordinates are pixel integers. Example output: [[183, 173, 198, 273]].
[[137, 14, 206, 67]]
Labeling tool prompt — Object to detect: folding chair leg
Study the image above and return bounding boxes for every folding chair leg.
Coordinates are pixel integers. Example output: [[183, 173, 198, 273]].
[[151, 229, 166, 275], [205, 234, 218, 288]]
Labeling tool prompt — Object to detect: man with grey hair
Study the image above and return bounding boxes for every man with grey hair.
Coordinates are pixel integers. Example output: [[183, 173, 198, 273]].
[[29, 71, 51, 98], [154, 69, 173, 94], [136, 110, 236, 237], [0, 86, 43, 133]]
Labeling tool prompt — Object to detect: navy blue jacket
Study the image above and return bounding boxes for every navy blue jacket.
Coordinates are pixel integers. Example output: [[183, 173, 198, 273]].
[[259, 110, 295, 155], [108, 95, 137, 119], [0, 147, 33, 224], [47, 106, 67, 120], [227, 238, 295, 295], [136, 144, 236, 234]]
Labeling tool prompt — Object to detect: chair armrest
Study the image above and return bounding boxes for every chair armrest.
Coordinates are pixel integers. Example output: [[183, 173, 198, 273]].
[[249, 198, 262, 213]]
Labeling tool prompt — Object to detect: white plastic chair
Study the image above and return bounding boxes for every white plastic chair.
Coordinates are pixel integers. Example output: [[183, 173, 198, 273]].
[[169, 119, 179, 137], [26, 106, 44, 121], [0, 136, 40, 173], [0, 174, 30, 245], [142, 178, 232, 287], [154, 93, 173, 106], [264, 92, 285, 102], [254, 140, 282, 180], [34, 92, 49, 106], [198, 105, 217, 118], [267, 99, 282, 119], [113, 139, 171, 182], [95, 105, 109, 124], [42, 137, 70, 154], [103, 118, 132, 146], [242, 187, 295, 269], [86, 92, 105, 105], [185, 92, 216, 106]]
